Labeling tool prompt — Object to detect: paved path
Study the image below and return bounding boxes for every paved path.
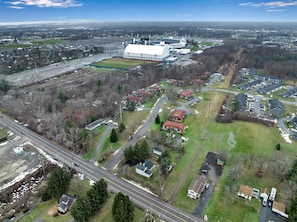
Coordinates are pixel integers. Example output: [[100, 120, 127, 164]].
[[91, 123, 116, 162]]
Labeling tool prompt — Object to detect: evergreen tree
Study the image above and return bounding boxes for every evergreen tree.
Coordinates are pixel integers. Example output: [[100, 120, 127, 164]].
[[110, 128, 118, 143], [41, 167, 71, 201], [112, 192, 134, 222], [137, 140, 150, 161], [289, 196, 297, 222], [155, 114, 160, 124], [118, 122, 126, 133], [58, 91, 68, 103], [124, 146, 134, 161], [71, 196, 92, 222]]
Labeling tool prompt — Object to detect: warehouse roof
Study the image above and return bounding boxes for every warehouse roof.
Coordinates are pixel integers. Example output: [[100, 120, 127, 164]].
[[124, 44, 169, 56]]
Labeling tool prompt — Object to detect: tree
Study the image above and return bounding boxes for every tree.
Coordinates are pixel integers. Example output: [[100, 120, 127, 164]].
[[118, 122, 126, 133], [97, 79, 102, 92], [112, 192, 134, 222], [117, 84, 122, 94], [58, 91, 68, 103], [136, 140, 150, 161], [276, 143, 281, 151], [41, 167, 71, 201], [124, 146, 134, 162], [71, 179, 108, 222], [71, 196, 92, 222], [158, 150, 172, 178], [0, 80, 10, 94], [155, 114, 160, 124], [289, 196, 297, 222], [110, 128, 118, 143]]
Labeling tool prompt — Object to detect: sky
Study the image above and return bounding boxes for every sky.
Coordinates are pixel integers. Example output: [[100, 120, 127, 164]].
[[0, 0, 297, 24]]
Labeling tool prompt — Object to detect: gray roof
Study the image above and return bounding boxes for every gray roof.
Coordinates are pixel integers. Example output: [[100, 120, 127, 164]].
[[145, 159, 154, 170], [269, 99, 284, 116], [238, 79, 262, 90], [280, 87, 297, 98], [257, 83, 282, 94], [85, 119, 105, 131]]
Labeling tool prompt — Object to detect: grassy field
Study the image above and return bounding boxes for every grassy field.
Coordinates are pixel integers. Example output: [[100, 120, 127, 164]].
[[83, 126, 107, 160], [92, 58, 157, 69]]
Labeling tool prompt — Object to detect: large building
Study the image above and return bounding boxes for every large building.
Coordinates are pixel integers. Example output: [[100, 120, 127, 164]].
[[123, 44, 169, 61]]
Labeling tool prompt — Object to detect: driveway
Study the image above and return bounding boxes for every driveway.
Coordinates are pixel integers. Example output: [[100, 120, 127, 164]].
[[192, 152, 224, 217], [260, 204, 287, 222]]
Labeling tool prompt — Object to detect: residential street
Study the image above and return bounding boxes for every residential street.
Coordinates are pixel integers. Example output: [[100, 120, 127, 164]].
[[104, 95, 168, 171]]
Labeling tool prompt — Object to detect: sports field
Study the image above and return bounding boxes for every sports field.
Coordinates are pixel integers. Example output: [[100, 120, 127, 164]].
[[92, 58, 158, 69]]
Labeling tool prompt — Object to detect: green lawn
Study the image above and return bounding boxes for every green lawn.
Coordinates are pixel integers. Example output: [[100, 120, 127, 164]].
[[92, 58, 157, 69], [83, 126, 107, 160]]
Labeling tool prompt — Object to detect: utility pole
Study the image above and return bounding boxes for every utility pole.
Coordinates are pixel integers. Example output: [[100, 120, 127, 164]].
[[120, 104, 123, 123]]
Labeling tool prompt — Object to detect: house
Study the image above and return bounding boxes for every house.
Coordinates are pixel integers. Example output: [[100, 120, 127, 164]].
[[128, 95, 144, 105], [57, 194, 76, 214], [260, 187, 269, 201], [148, 84, 164, 94], [191, 79, 204, 86], [291, 117, 297, 130], [136, 159, 154, 178], [85, 119, 105, 131], [187, 174, 208, 199], [178, 90, 194, 100], [169, 109, 187, 122], [153, 147, 163, 156], [167, 79, 184, 86], [268, 99, 284, 116], [280, 87, 297, 98], [238, 184, 253, 201], [272, 201, 289, 219], [257, 82, 282, 94], [135, 90, 152, 98], [238, 79, 262, 90], [162, 121, 187, 134]]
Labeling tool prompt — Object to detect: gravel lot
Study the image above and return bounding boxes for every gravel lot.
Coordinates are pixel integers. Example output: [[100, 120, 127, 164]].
[[0, 132, 44, 191]]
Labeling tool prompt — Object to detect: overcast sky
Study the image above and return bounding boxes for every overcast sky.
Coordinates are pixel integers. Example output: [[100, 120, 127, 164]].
[[1, 0, 297, 24]]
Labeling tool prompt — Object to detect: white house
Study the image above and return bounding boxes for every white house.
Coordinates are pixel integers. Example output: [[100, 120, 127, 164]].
[[153, 147, 163, 156], [124, 44, 169, 61], [136, 160, 154, 178], [187, 174, 208, 199]]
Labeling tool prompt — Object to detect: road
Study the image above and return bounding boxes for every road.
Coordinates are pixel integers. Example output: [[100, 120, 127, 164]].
[[104, 95, 168, 171], [5, 49, 124, 87], [0, 114, 201, 222]]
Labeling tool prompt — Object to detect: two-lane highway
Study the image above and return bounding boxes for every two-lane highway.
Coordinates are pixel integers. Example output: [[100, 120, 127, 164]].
[[0, 114, 202, 222]]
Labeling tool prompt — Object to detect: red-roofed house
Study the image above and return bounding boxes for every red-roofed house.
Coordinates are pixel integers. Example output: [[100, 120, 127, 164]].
[[135, 90, 152, 98], [162, 120, 186, 134], [128, 95, 144, 105], [149, 84, 164, 93], [169, 109, 187, 122], [178, 90, 194, 99], [191, 79, 204, 86]]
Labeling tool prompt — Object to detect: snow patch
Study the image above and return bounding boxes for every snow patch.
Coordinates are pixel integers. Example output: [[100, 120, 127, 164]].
[[121, 177, 158, 197]]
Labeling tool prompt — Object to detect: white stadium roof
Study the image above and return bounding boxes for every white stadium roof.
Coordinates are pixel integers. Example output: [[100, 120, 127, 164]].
[[124, 44, 169, 56]]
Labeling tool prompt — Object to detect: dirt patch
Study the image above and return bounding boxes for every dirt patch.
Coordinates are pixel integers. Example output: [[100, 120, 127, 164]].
[[48, 204, 58, 216]]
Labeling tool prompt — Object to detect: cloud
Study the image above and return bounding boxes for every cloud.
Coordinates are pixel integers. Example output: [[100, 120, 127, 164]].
[[9, 5, 24, 9], [6, 0, 83, 8], [239, 1, 297, 8]]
